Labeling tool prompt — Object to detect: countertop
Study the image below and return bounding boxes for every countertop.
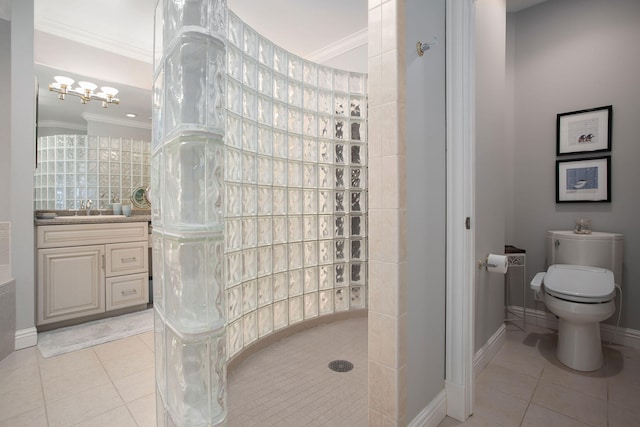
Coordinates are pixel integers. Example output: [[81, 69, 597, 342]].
[[34, 212, 151, 226]]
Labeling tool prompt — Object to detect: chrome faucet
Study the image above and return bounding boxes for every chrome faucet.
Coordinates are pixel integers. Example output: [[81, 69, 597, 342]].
[[85, 199, 93, 215]]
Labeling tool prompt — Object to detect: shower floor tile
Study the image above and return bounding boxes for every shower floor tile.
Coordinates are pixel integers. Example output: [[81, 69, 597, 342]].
[[226, 316, 369, 426]]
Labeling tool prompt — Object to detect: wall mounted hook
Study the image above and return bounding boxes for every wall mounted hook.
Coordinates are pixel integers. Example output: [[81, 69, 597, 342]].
[[416, 37, 438, 56]]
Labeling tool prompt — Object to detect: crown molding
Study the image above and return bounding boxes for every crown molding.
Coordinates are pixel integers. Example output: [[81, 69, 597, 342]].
[[38, 120, 87, 132], [35, 16, 153, 64], [305, 28, 368, 64], [81, 112, 151, 130]]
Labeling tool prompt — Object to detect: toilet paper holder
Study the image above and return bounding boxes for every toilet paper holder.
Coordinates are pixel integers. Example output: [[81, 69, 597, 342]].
[[478, 256, 497, 270], [477, 253, 509, 273]]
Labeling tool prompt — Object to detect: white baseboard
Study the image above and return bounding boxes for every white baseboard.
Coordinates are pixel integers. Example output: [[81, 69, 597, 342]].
[[15, 327, 38, 350], [473, 323, 506, 377], [507, 305, 640, 350], [407, 390, 447, 427]]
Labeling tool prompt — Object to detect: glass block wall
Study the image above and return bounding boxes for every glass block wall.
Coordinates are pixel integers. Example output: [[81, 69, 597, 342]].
[[152, 0, 227, 425], [153, 1, 367, 425], [34, 135, 150, 210], [224, 11, 368, 359]]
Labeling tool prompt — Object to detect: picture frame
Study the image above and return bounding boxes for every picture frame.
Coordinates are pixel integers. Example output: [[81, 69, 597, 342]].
[[556, 105, 612, 156], [556, 156, 610, 203]]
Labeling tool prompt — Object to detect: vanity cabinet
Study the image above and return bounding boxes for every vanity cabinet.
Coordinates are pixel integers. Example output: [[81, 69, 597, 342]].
[[36, 222, 149, 326]]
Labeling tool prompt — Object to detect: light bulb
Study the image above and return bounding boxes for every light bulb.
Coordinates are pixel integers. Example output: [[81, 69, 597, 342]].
[[78, 81, 98, 91], [101, 86, 118, 96], [54, 75, 74, 86]]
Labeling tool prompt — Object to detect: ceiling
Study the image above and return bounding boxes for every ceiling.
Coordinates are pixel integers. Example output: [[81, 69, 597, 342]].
[[25, 0, 546, 131], [32, 0, 368, 131], [34, 0, 368, 65], [30, 0, 544, 63]]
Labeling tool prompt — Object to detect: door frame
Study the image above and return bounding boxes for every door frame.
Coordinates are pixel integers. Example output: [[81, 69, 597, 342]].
[[445, 0, 476, 421]]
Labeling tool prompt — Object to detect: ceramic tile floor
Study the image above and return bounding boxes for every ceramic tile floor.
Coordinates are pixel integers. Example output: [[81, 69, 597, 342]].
[[0, 331, 156, 427], [0, 317, 367, 427], [439, 324, 640, 427], [1, 319, 638, 427], [226, 316, 368, 427]]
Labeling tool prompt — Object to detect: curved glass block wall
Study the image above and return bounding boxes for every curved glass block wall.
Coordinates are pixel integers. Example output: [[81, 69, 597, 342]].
[[224, 11, 368, 359], [153, 1, 367, 425], [153, 0, 228, 425], [34, 135, 150, 210]]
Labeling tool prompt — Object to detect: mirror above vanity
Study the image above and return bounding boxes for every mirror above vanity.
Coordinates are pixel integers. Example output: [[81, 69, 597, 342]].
[[34, 64, 152, 211]]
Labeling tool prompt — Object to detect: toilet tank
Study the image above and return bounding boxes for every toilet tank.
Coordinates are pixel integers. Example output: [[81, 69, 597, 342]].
[[546, 231, 623, 286]]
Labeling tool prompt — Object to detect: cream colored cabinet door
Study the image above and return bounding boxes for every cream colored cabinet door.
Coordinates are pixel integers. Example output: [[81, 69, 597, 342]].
[[37, 245, 106, 325]]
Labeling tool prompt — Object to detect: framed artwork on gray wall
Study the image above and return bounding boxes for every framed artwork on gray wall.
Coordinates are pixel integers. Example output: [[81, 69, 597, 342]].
[[557, 105, 612, 156], [556, 156, 611, 203]]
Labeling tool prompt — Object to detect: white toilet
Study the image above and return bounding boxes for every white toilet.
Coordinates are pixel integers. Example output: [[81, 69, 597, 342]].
[[530, 230, 623, 371]]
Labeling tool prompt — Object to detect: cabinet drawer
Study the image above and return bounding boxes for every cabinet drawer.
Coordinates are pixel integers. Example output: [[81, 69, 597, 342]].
[[106, 242, 148, 277], [106, 273, 149, 310]]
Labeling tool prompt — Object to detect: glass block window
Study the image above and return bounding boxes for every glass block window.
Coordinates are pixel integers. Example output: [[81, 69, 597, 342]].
[[34, 135, 150, 211]]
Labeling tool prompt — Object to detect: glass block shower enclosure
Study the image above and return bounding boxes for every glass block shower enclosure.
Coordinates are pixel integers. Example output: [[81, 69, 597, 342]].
[[152, 1, 367, 425]]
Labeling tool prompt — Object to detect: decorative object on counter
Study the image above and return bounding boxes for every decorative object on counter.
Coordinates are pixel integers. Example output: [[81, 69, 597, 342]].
[[48, 75, 120, 108], [574, 218, 592, 234], [131, 186, 150, 209], [144, 186, 151, 205], [122, 204, 132, 217], [556, 156, 611, 203], [557, 105, 612, 156]]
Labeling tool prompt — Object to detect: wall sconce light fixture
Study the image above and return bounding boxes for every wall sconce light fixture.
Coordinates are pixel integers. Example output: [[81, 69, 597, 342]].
[[49, 75, 120, 108]]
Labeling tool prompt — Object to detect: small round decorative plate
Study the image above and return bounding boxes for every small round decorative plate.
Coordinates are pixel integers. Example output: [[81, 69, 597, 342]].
[[131, 187, 150, 209]]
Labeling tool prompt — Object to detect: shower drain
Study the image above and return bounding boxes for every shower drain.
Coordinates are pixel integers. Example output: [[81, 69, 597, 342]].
[[328, 360, 354, 373]]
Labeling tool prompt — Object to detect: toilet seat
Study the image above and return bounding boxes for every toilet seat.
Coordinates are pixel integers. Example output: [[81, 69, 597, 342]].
[[544, 264, 615, 303]]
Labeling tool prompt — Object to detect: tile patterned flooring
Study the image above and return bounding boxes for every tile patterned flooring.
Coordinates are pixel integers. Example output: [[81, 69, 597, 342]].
[[226, 317, 368, 427], [0, 318, 638, 426], [440, 325, 640, 427]]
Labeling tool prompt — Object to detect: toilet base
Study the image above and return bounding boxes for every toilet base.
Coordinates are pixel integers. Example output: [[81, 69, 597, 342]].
[[556, 318, 604, 371]]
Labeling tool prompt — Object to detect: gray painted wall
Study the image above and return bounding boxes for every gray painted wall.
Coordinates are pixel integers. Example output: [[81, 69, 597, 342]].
[[508, 0, 640, 331], [10, 0, 35, 333], [474, 0, 508, 352], [405, 0, 447, 420], [0, 18, 10, 221]]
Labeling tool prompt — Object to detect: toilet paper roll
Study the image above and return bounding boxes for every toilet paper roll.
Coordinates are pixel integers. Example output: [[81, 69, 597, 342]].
[[486, 254, 508, 274]]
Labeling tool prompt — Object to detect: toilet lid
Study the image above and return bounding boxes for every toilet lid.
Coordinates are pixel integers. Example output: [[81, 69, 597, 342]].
[[544, 264, 615, 302]]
